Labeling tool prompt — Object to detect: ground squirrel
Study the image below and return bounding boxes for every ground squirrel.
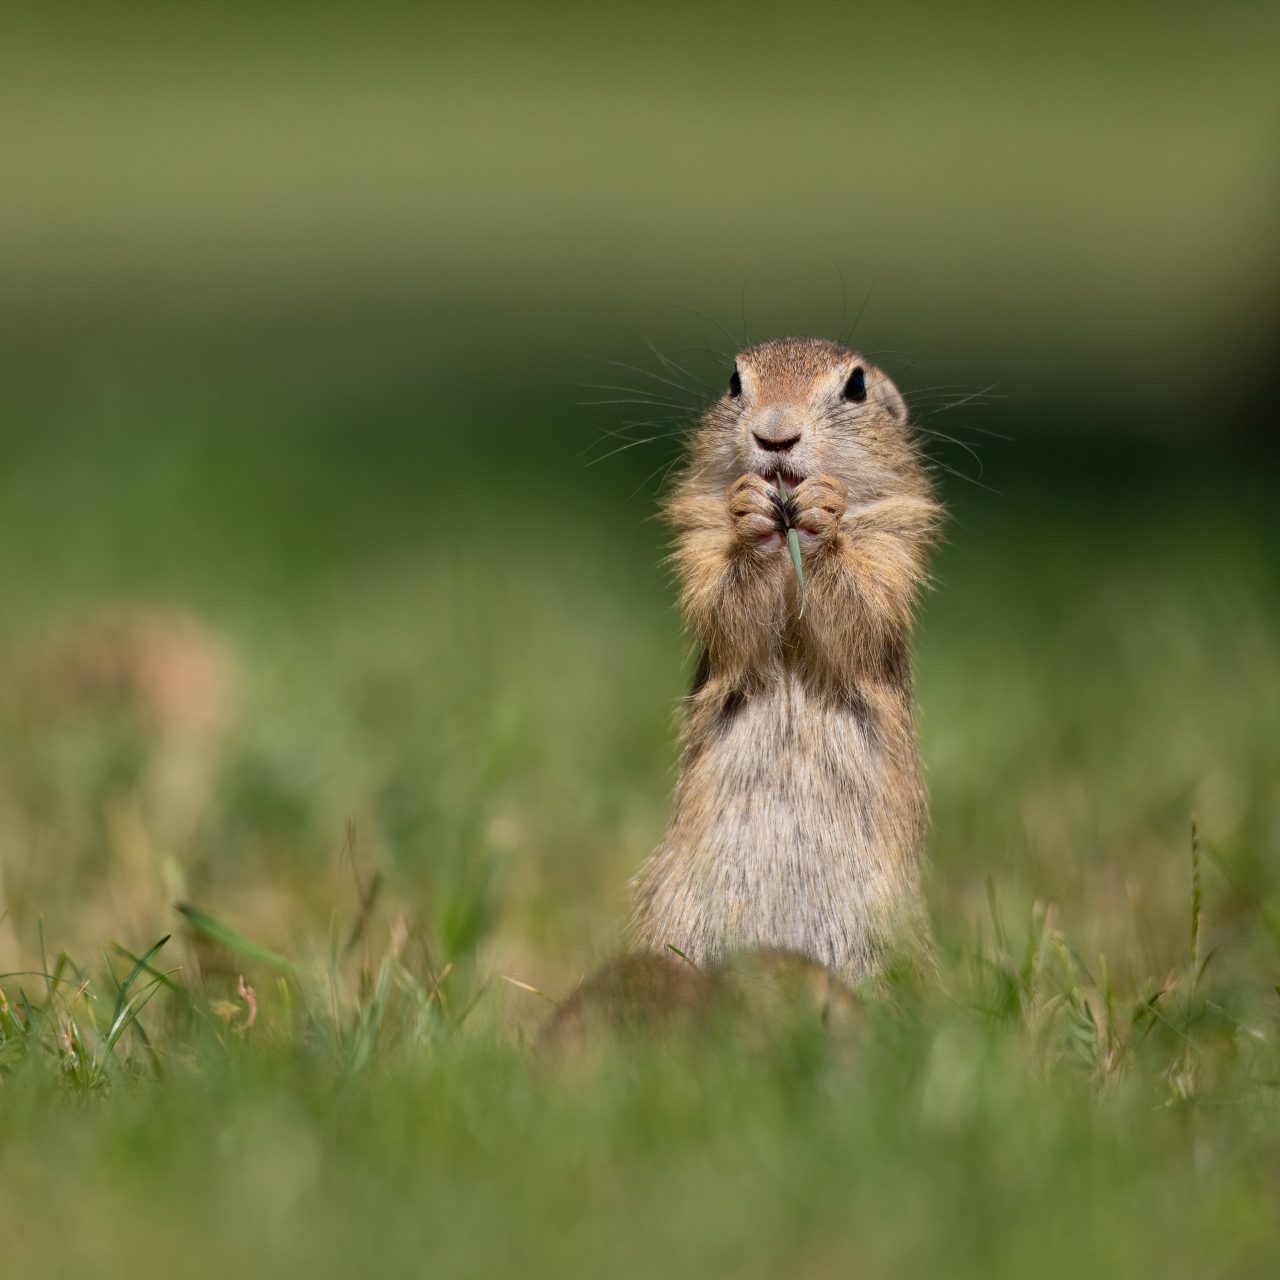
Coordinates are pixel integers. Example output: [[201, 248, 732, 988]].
[[632, 337, 940, 982]]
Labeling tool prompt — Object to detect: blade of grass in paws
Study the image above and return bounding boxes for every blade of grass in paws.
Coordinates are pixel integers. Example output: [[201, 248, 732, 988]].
[[775, 471, 805, 616]]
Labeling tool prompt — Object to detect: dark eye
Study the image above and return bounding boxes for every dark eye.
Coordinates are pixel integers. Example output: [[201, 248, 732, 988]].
[[728, 368, 742, 398], [843, 367, 867, 403]]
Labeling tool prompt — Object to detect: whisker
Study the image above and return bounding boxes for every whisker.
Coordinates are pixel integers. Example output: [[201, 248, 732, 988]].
[[662, 303, 740, 359], [918, 417, 1011, 442], [841, 281, 875, 348], [629, 447, 689, 501], [577, 395, 694, 412], [580, 415, 690, 458], [923, 455, 1001, 494], [827, 255, 849, 341], [585, 355, 702, 400], [584, 433, 685, 467], [864, 348, 925, 365], [578, 423, 681, 458], [638, 338, 715, 397], [926, 383, 1005, 414], [661, 346, 739, 366], [576, 380, 695, 404], [914, 428, 987, 478], [905, 381, 1002, 398]]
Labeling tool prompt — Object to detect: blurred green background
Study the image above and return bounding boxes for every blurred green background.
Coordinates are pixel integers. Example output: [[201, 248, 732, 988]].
[[1, 5, 1278, 1277]]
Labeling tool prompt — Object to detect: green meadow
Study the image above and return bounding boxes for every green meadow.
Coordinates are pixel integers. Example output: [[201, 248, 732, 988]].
[[2, 352, 1276, 1278], [2, 5, 1278, 1276]]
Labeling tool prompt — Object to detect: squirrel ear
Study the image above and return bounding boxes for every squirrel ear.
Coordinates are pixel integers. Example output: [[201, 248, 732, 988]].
[[872, 368, 907, 421]]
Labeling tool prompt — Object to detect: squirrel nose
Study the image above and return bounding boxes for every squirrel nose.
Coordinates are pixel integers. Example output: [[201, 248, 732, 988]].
[[753, 432, 801, 453]]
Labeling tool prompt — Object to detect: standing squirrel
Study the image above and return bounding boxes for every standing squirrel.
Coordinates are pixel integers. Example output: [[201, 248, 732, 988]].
[[632, 337, 939, 982], [539, 337, 938, 1056]]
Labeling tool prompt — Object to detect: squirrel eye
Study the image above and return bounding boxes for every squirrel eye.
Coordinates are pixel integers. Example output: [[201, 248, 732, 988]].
[[728, 368, 742, 398], [843, 367, 867, 403]]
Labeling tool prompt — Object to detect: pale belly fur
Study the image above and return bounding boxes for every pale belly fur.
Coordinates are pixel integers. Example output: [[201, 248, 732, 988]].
[[635, 672, 924, 977]]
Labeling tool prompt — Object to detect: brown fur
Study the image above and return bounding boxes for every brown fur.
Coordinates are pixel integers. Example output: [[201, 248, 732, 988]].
[[632, 338, 940, 981]]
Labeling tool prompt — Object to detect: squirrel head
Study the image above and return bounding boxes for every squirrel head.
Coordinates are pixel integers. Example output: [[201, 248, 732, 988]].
[[687, 337, 921, 504]]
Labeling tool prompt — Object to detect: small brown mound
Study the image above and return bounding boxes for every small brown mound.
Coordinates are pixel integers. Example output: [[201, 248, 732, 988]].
[[536, 948, 862, 1062], [537, 951, 711, 1058], [711, 948, 863, 1038]]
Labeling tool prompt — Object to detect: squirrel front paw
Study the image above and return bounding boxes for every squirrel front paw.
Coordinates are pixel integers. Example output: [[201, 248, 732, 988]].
[[726, 475, 783, 548], [792, 475, 848, 544]]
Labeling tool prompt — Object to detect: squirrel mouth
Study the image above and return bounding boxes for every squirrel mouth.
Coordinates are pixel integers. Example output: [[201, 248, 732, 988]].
[[762, 468, 805, 491], [767, 474, 804, 530]]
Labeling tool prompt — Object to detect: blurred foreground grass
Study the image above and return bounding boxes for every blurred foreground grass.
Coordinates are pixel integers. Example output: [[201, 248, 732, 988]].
[[1, 361, 1278, 1277]]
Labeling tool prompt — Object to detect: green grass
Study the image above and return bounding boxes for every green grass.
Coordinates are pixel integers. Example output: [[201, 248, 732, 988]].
[[0, 376, 1278, 1278], [2, 7, 1276, 1267]]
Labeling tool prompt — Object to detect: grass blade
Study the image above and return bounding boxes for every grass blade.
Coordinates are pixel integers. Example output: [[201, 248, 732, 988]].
[[175, 903, 294, 973], [775, 471, 805, 616], [107, 935, 170, 1032]]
